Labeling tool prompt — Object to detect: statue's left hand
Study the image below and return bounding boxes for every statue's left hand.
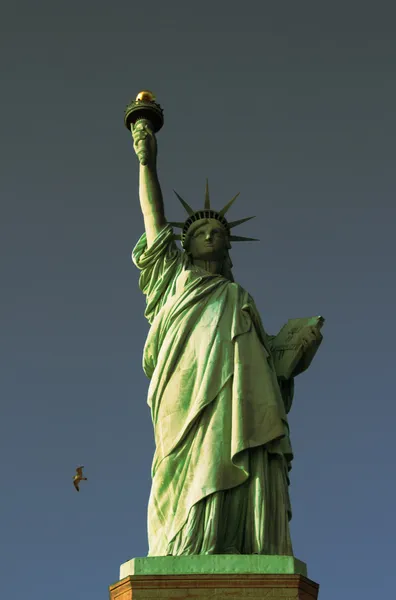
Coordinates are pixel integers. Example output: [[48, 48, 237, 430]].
[[300, 326, 323, 351], [292, 326, 323, 377]]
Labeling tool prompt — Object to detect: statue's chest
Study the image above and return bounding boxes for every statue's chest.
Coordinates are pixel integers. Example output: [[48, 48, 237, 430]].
[[176, 266, 228, 295]]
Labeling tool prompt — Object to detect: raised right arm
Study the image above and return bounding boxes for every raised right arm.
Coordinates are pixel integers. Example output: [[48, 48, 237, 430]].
[[139, 163, 167, 248], [132, 119, 167, 248]]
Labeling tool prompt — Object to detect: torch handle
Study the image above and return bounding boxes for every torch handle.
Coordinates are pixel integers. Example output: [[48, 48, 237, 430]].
[[130, 119, 153, 166]]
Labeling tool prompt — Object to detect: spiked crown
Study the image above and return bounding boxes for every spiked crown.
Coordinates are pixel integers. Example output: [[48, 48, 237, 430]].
[[170, 179, 259, 248]]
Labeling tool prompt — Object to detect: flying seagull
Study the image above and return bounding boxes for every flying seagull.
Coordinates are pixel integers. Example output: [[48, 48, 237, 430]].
[[73, 466, 87, 492]]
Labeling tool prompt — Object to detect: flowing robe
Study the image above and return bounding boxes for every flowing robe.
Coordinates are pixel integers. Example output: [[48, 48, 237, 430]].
[[132, 224, 295, 556]]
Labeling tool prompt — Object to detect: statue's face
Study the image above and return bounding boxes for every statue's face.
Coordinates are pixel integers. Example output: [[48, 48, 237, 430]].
[[186, 219, 228, 261]]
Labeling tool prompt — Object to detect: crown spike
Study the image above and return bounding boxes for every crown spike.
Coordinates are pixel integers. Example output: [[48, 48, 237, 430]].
[[173, 190, 195, 215], [229, 235, 260, 242], [228, 216, 256, 229], [204, 178, 211, 209], [218, 192, 240, 217], [169, 221, 185, 228]]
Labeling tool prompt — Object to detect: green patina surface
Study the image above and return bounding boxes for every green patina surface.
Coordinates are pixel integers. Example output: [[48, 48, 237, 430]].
[[120, 555, 308, 578], [132, 224, 296, 556], [127, 108, 324, 559]]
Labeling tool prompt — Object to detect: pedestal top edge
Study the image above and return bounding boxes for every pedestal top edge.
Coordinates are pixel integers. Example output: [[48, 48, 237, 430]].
[[119, 555, 308, 580]]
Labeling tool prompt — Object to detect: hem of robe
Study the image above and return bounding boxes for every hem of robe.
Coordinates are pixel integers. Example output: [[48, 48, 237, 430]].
[[148, 445, 293, 556]]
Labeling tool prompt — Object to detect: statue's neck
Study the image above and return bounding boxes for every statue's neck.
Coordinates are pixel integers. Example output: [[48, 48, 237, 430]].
[[191, 258, 223, 275]]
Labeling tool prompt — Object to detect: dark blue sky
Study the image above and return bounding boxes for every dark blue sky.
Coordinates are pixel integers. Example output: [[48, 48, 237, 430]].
[[1, 2, 395, 599]]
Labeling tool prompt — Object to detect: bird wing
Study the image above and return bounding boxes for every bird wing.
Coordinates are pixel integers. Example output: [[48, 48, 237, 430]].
[[73, 480, 80, 491], [76, 466, 84, 476]]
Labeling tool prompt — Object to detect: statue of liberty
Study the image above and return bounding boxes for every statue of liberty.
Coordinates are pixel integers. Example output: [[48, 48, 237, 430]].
[[126, 92, 323, 558]]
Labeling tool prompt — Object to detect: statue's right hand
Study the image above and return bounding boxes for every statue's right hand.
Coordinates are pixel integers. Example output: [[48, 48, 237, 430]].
[[132, 119, 157, 167]]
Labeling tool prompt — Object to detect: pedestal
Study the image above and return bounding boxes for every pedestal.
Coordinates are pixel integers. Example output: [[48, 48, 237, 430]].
[[109, 556, 320, 599]]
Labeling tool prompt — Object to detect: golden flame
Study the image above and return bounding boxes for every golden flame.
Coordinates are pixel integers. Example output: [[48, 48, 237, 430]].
[[135, 90, 156, 102]]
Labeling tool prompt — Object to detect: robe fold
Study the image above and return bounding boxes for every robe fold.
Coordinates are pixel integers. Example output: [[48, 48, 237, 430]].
[[132, 223, 294, 556]]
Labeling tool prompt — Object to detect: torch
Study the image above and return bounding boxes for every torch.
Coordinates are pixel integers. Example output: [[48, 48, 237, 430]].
[[124, 90, 164, 166]]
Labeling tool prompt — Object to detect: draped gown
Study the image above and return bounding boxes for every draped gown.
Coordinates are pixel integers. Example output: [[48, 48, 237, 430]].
[[132, 224, 295, 556]]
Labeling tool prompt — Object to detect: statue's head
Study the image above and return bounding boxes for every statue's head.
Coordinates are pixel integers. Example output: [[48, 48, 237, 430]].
[[170, 180, 259, 280], [184, 218, 230, 261], [182, 217, 234, 279]]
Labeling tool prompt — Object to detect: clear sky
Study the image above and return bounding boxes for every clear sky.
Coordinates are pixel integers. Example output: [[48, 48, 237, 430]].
[[1, 2, 395, 599]]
